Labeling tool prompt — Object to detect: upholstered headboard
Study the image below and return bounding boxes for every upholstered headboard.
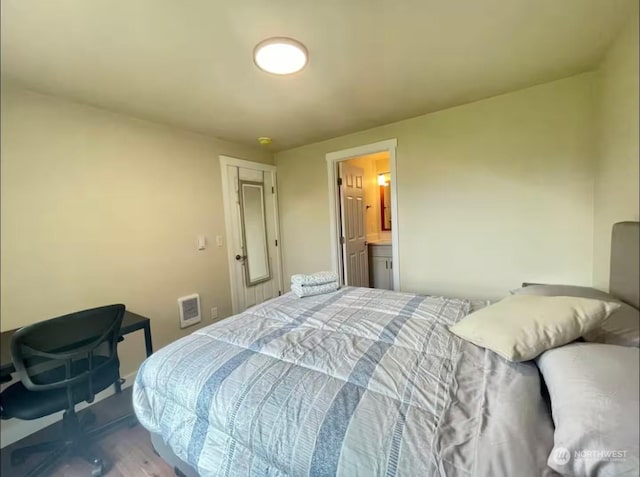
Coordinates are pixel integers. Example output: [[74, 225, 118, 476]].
[[609, 221, 640, 309]]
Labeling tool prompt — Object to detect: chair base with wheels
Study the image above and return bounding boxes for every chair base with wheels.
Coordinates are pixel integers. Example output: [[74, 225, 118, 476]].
[[9, 407, 137, 477]]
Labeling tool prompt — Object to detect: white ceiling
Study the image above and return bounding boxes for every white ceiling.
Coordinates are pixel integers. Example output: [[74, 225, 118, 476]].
[[1, 0, 635, 151]]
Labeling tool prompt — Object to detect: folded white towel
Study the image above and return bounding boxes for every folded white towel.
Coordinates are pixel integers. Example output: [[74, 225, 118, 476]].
[[291, 271, 339, 287], [292, 281, 339, 298]]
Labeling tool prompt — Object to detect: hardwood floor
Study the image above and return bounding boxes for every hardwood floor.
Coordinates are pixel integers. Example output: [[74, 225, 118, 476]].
[[1, 387, 175, 477]]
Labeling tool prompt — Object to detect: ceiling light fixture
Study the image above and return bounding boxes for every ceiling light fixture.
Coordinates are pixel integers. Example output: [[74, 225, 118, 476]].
[[253, 37, 308, 75]]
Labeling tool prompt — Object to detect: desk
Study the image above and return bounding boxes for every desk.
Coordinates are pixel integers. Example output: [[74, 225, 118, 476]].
[[0, 311, 153, 388]]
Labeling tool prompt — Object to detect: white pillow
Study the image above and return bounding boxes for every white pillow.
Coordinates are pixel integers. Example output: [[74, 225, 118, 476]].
[[537, 343, 639, 476], [449, 295, 620, 361]]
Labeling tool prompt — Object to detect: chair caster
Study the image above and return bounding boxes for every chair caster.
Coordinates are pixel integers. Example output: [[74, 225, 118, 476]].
[[127, 415, 138, 428], [91, 458, 105, 477], [82, 410, 97, 427], [10, 450, 26, 466]]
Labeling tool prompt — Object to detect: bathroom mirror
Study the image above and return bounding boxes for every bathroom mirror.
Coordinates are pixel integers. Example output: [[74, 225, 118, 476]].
[[239, 180, 271, 286], [378, 172, 392, 231]]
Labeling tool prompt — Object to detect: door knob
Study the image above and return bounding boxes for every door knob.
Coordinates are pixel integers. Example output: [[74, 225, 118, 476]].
[[235, 254, 246, 261]]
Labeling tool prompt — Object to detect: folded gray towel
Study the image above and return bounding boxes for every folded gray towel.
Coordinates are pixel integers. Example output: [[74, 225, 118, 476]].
[[291, 281, 339, 298], [290, 271, 339, 287]]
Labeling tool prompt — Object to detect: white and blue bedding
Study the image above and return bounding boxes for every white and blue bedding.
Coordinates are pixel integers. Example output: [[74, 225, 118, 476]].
[[133, 287, 557, 476]]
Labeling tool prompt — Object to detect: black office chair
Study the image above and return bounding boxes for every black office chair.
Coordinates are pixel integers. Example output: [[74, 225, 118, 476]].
[[0, 304, 136, 477]]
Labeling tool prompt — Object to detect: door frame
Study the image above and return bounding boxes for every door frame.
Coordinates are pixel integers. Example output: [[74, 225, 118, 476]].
[[325, 138, 400, 290], [219, 155, 283, 314]]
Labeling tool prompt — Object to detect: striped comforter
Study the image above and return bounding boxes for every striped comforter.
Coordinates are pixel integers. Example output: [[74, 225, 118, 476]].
[[133, 287, 557, 476]]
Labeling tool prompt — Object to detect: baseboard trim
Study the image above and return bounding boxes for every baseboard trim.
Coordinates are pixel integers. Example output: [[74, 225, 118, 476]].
[[0, 370, 138, 449]]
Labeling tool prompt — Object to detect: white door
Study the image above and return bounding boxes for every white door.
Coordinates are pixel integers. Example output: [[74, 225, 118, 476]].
[[221, 157, 283, 313], [339, 162, 369, 287]]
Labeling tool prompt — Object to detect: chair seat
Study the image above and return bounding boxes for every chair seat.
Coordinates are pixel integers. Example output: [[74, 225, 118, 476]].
[[0, 357, 119, 421]]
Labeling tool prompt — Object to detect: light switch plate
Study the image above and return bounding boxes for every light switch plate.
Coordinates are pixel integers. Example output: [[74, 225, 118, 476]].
[[210, 307, 218, 320]]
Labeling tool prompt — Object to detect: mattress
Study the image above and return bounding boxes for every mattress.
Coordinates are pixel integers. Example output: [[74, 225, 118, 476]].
[[133, 287, 557, 476]]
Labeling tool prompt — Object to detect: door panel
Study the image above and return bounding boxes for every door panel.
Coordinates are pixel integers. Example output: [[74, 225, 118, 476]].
[[357, 248, 367, 285], [339, 162, 369, 287], [226, 164, 281, 312], [356, 196, 364, 238]]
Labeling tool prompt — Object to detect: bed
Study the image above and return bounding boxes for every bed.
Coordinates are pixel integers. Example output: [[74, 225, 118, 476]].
[[133, 222, 639, 477]]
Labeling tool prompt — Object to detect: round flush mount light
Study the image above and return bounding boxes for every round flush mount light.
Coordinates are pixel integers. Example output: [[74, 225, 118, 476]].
[[253, 37, 308, 75]]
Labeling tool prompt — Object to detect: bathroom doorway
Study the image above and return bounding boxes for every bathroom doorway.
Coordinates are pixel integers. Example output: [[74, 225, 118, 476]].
[[325, 139, 399, 290]]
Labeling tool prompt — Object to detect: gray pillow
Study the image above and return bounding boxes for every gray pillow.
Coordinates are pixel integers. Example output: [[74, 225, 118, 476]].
[[537, 343, 639, 477], [511, 285, 639, 347]]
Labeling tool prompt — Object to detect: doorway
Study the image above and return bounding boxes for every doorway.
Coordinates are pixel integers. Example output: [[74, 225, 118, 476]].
[[326, 139, 399, 290], [220, 156, 283, 313]]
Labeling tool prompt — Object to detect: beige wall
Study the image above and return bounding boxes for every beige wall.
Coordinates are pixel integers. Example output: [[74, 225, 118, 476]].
[[0, 84, 272, 376], [276, 73, 597, 299], [593, 14, 640, 291]]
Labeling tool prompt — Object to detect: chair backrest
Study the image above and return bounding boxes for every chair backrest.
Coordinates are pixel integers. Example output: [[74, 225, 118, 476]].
[[10, 304, 125, 405]]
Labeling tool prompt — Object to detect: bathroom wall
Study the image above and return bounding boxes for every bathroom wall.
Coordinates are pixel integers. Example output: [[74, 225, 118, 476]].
[[375, 156, 391, 242]]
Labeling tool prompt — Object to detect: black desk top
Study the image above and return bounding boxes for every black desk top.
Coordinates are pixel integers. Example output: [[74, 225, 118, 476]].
[[0, 310, 149, 377]]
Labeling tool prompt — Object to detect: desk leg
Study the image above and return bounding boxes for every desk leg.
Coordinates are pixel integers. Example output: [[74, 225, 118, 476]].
[[144, 322, 153, 357], [115, 335, 124, 394], [114, 324, 152, 394]]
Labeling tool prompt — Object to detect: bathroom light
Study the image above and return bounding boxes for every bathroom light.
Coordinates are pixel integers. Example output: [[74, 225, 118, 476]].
[[254, 37, 308, 75], [378, 174, 388, 186]]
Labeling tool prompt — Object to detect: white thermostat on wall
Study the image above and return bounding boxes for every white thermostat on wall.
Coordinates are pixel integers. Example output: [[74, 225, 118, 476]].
[[178, 294, 201, 328]]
